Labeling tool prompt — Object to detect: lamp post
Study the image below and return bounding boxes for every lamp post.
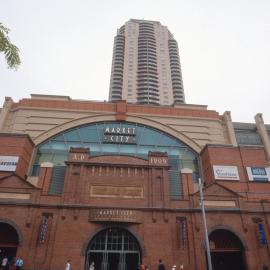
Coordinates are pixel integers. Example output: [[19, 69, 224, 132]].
[[198, 177, 213, 270]]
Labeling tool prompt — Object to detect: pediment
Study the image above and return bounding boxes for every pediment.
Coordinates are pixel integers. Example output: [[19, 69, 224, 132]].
[[192, 182, 240, 208], [0, 174, 37, 190], [202, 182, 239, 198]]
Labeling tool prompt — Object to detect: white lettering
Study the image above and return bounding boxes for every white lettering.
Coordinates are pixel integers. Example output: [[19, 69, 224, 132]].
[[149, 157, 167, 164], [104, 126, 136, 135]]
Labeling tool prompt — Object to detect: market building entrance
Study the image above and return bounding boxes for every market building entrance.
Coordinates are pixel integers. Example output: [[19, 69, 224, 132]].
[[0, 222, 19, 261], [86, 227, 141, 270], [209, 229, 246, 270]]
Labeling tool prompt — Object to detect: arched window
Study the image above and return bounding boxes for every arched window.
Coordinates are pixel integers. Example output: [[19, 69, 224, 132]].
[[31, 122, 199, 199]]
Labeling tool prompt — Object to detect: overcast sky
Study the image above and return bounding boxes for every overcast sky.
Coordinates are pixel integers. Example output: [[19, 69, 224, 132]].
[[1, 0, 269, 123]]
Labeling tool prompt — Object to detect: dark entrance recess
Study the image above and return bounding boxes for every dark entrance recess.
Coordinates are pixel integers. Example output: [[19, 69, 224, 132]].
[[86, 227, 141, 270], [0, 223, 19, 262], [208, 229, 246, 270]]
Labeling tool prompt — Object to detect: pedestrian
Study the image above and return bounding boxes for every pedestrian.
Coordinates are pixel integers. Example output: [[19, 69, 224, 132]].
[[65, 259, 71, 270], [145, 266, 149, 270], [14, 257, 23, 270], [140, 264, 145, 270], [180, 265, 184, 270], [172, 264, 177, 270], [1, 256, 9, 270], [89, 261, 95, 270], [158, 259, 165, 270]]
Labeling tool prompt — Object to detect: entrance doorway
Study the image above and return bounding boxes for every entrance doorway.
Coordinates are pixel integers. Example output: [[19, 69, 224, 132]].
[[86, 227, 141, 270], [0, 222, 19, 262], [208, 229, 246, 270]]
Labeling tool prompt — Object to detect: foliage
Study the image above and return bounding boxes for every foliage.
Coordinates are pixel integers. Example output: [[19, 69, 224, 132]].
[[0, 23, 21, 69]]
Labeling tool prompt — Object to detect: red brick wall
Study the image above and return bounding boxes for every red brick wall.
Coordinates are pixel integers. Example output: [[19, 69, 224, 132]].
[[201, 145, 269, 194], [0, 134, 34, 178], [1, 142, 270, 270]]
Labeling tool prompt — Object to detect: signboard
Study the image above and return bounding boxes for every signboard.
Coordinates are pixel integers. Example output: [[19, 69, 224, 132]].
[[246, 167, 270, 182], [213, 165, 240, 180], [89, 208, 141, 223], [103, 126, 136, 144], [90, 185, 143, 199], [0, 156, 19, 171]]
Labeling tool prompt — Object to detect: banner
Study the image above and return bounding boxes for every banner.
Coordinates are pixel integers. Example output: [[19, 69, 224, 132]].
[[177, 217, 187, 248], [258, 223, 267, 246], [38, 216, 49, 243]]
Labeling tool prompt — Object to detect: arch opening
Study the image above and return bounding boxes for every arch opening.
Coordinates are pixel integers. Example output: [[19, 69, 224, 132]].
[[0, 222, 19, 261], [85, 227, 141, 270], [208, 229, 246, 270]]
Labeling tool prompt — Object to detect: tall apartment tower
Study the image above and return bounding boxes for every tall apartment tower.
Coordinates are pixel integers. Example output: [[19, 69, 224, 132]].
[[109, 19, 185, 105]]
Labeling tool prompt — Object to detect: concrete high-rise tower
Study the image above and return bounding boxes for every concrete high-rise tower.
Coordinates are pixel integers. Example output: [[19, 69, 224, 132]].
[[109, 19, 185, 105]]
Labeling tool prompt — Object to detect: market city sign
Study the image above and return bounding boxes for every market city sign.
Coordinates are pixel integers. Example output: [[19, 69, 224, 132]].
[[89, 208, 140, 223], [246, 167, 270, 182], [0, 156, 19, 171], [103, 126, 136, 144], [213, 165, 240, 180]]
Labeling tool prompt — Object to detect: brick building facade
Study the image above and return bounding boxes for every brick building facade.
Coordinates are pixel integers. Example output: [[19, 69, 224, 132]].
[[0, 95, 270, 270]]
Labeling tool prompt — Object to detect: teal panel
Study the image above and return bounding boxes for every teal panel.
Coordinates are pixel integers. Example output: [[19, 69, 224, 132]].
[[168, 170, 182, 200], [63, 129, 80, 142], [48, 166, 66, 195]]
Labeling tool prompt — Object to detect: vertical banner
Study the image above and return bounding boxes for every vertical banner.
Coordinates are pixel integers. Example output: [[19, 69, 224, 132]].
[[181, 220, 186, 247], [177, 217, 187, 249], [258, 223, 267, 246], [38, 215, 49, 243]]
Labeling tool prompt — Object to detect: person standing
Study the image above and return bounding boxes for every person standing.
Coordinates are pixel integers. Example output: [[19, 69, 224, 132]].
[[1, 256, 9, 270], [15, 257, 23, 270], [172, 264, 177, 270], [140, 264, 145, 270], [89, 261, 95, 270], [65, 259, 71, 270], [158, 259, 165, 270]]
